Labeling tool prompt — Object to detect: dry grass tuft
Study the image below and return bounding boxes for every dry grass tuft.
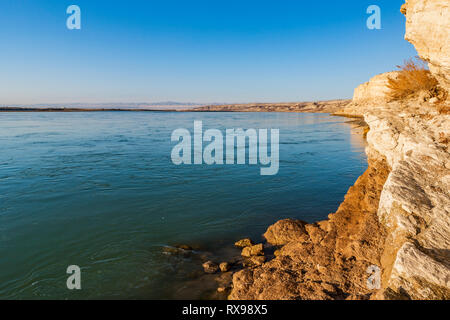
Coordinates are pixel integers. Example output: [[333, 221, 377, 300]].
[[387, 57, 441, 101]]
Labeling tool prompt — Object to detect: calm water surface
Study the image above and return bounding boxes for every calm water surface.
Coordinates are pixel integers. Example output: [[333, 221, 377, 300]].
[[0, 112, 366, 299]]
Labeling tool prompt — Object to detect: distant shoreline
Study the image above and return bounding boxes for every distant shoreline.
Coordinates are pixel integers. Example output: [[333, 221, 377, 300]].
[[0, 99, 351, 113], [0, 108, 177, 112]]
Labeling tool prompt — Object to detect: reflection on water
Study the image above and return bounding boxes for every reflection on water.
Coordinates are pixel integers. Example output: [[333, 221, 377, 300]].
[[0, 112, 367, 299]]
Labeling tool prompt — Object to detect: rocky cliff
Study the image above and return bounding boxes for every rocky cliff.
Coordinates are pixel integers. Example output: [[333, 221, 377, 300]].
[[363, 3, 449, 298], [336, 3, 450, 298], [229, 1, 449, 300], [230, 154, 391, 299], [229, 99, 449, 300], [402, 0, 450, 94], [362, 100, 449, 299], [352, 72, 399, 104]]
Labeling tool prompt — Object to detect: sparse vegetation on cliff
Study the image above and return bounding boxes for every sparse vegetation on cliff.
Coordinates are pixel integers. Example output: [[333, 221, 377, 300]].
[[387, 57, 446, 102]]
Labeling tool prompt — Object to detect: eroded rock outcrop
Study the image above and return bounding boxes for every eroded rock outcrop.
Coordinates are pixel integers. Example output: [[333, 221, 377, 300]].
[[229, 1, 450, 300], [353, 72, 400, 104], [402, 0, 450, 93], [230, 154, 391, 300], [364, 101, 450, 299], [263, 219, 308, 246], [327, 85, 449, 300], [229, 95, 449, 301]]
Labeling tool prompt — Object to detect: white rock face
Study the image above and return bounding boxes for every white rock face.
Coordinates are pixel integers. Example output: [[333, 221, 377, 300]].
[[402, 0, 450, 92], [353, 72, 399, 104], [334, 0, 450, 299], [361, 99, 450, 299], [389, 242, 450, 299]]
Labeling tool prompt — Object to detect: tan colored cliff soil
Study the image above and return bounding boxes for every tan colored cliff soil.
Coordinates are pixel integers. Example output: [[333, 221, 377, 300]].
[[229, 153, 390, 300], [191, 100, 351, 113]]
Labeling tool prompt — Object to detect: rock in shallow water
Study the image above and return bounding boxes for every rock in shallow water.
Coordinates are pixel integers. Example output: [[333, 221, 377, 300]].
[[263, 219, 308, 245], [175, 244, 193, 251], [202, 261, 219, 274], [234, 238, 254, 248], [219, 262, 230, 272], [162, 246, 192, 256]]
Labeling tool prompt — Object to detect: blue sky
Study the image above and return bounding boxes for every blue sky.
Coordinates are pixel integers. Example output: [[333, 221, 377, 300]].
[[0, 0, 416, 104]]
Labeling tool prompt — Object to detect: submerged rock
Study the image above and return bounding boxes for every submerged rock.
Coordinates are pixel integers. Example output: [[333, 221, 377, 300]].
[[219, 262, 231, 272], [162, 246, 192, 256], [175, 244, 193, 251], [234, 238, 254, 248], [202, 261, 219, 274]]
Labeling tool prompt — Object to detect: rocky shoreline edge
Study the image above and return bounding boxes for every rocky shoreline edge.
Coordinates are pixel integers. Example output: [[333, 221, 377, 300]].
[[185, 117, 390, 300], [183, 91, 448, 300]]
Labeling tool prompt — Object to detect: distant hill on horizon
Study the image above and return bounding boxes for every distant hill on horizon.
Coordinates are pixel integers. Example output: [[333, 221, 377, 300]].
[[0, 102, 212, 110]]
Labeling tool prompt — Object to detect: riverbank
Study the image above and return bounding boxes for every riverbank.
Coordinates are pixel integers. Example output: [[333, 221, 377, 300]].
[[214, 0, 450, 300], [223, 96, 449, 300], [189, 100, 351, 113], [163, 85, 448, 299]]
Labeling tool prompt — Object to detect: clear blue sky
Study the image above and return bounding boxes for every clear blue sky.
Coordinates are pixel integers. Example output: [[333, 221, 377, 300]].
[[0, 0, 416, 104]]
